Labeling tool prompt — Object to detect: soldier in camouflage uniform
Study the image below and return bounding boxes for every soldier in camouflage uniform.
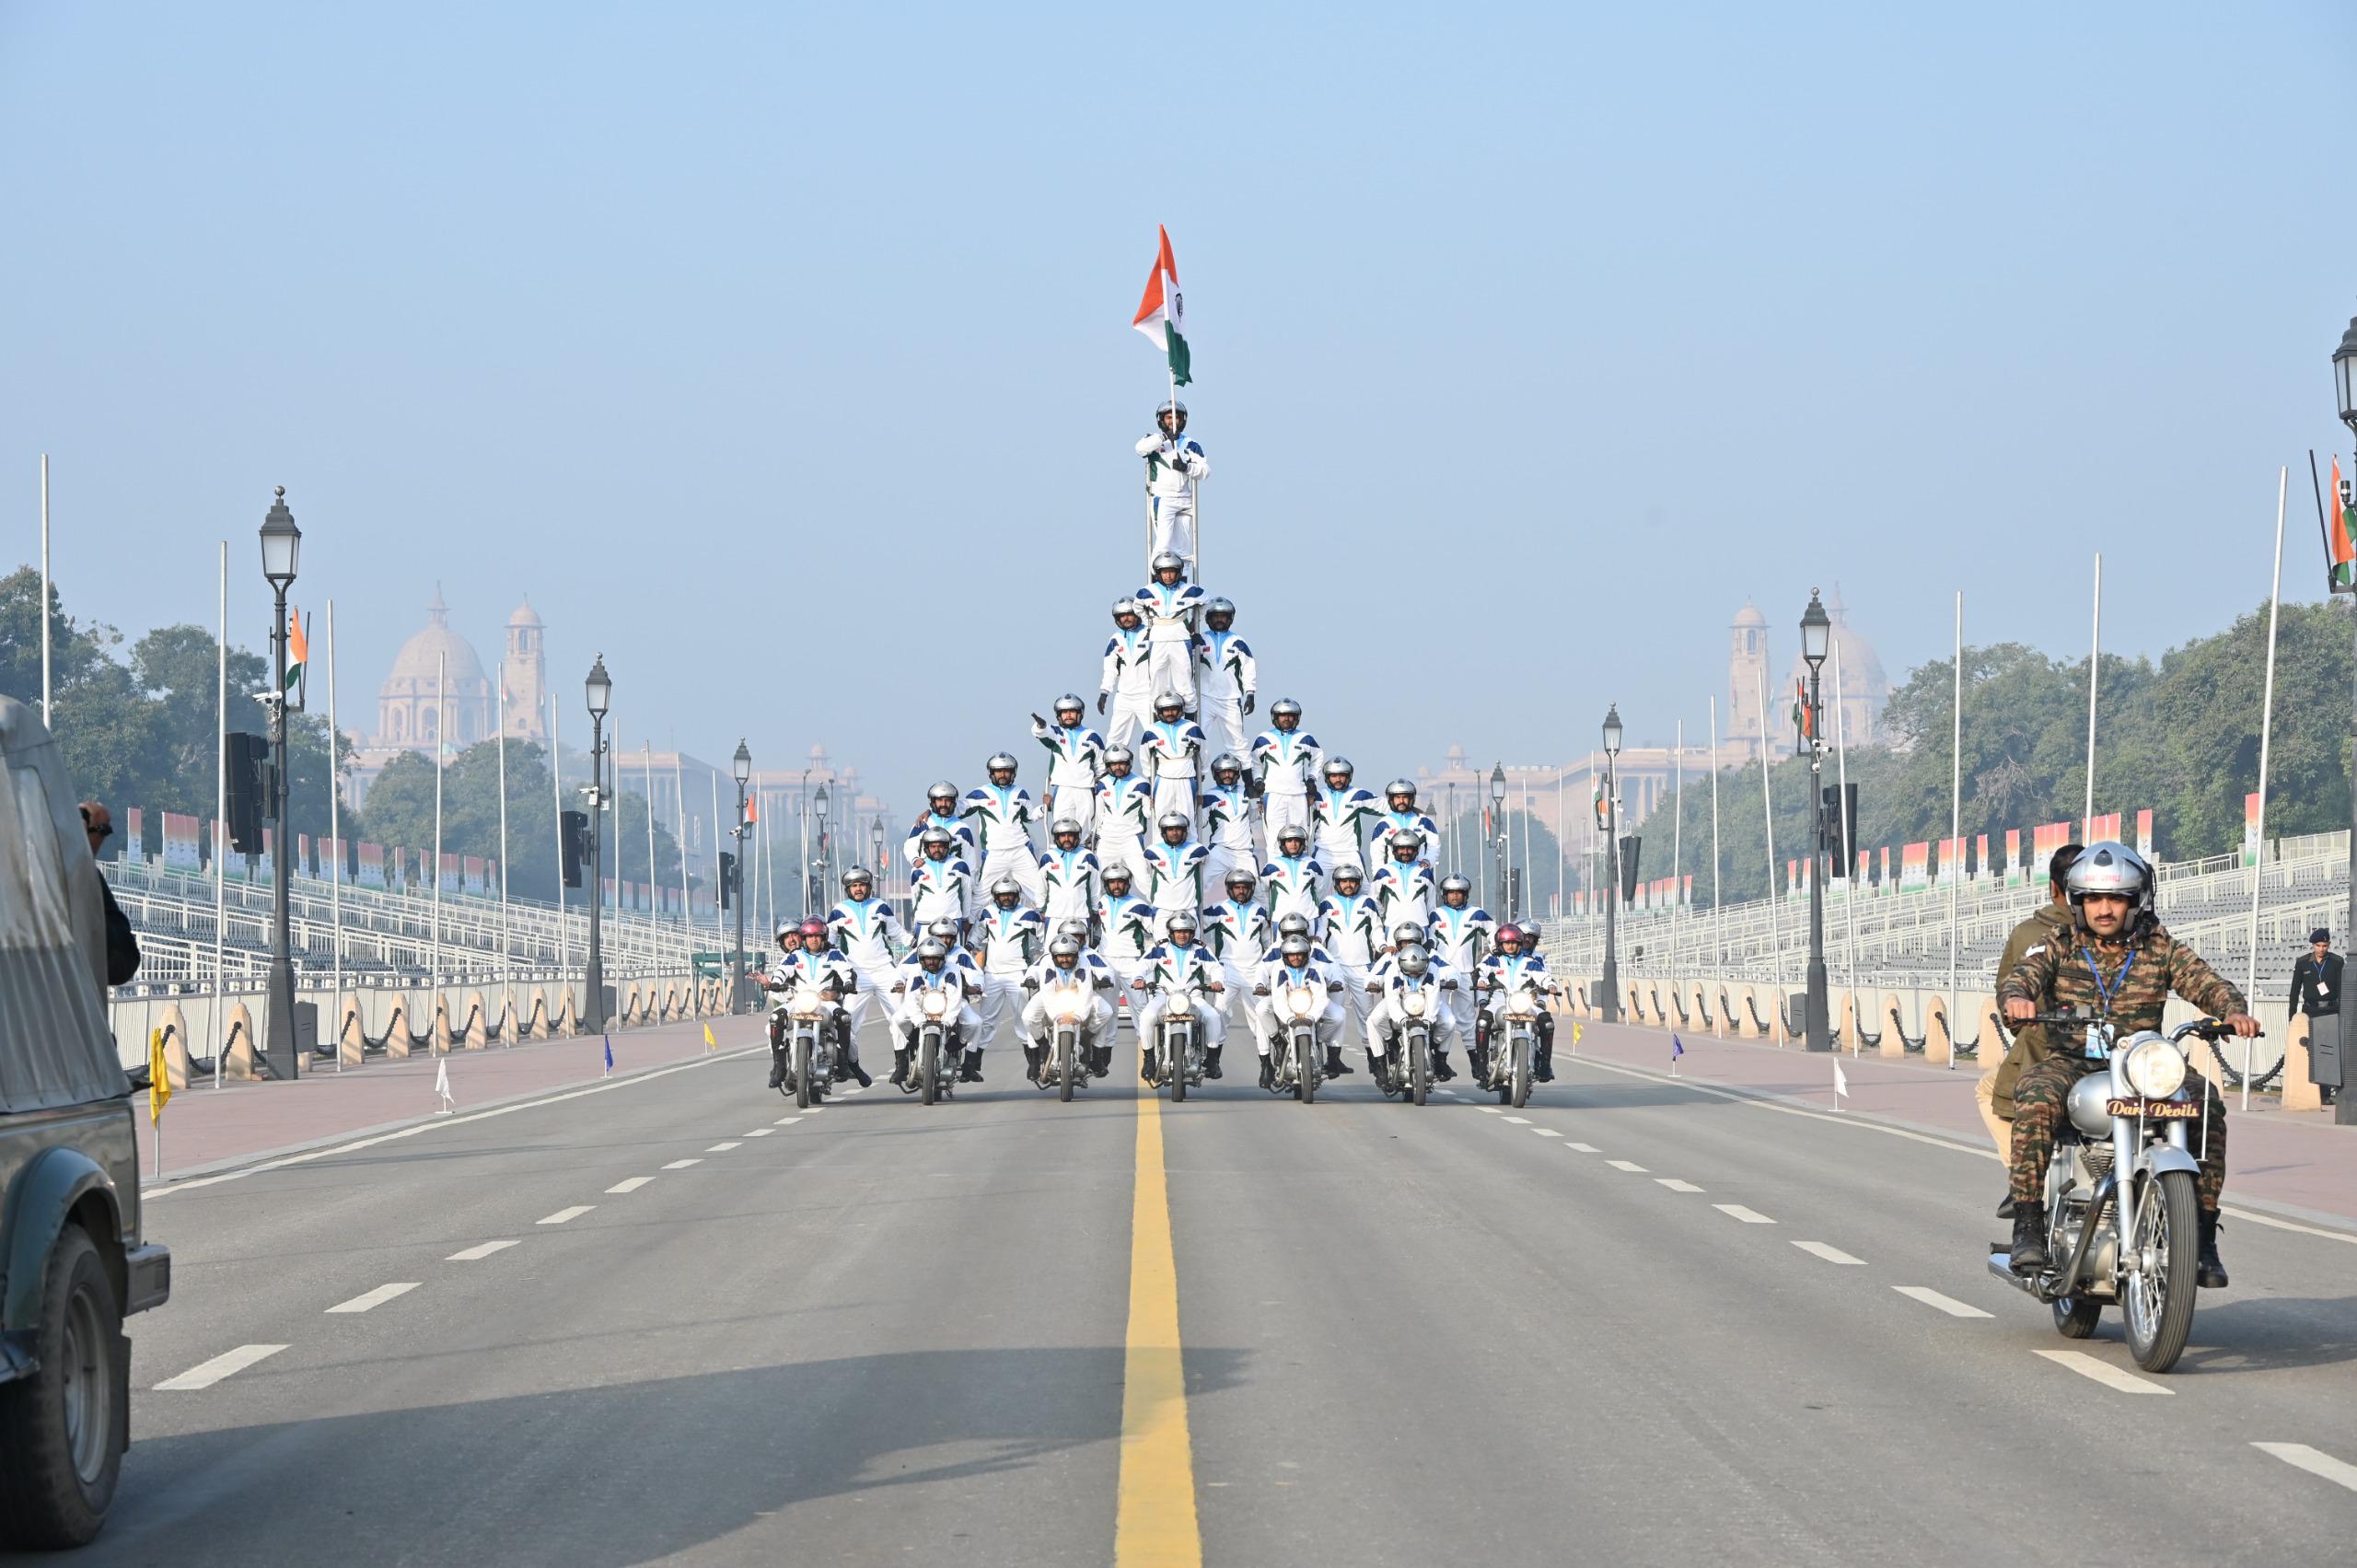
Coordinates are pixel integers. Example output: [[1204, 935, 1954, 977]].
[[1979, 844, 2081, 1217], [1998, 842, 2259, 1289]]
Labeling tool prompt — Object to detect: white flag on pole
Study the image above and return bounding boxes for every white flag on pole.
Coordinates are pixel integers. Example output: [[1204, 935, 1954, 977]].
[[1832, 1059, 1849, 1109], [434, 1057, 454, 1115]]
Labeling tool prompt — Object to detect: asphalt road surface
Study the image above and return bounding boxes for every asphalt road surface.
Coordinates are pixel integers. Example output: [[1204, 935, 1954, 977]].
[[56, 1021, 2357, 1567]]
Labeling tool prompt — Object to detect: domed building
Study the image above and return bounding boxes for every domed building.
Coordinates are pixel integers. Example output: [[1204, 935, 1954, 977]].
[[343, 590, 549, 809], [1726, 589, 1888, 762], [1780, 587, 1888, 750]]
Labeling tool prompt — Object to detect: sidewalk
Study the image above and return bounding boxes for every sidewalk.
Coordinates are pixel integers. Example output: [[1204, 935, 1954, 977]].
[[1566, 1018, 2357, 1234], [145, 1016, 771, 1184]]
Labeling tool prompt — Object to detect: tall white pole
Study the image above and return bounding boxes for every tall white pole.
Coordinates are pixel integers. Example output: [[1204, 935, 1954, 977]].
[[1947, 592, 1964, 1072], [710, 768, 726, 1001], [551, 695, 567, 979], [1555, 769, 1566, 919], [213, 542, 227, 1091], [327, 599, 343, 1072], [2244, 467, 2288, 1112], [1831, 641, 1858, 1028], [432, 652, 445, 1051], [497, 660, 513, 1045], [2084, 552, 2102, 840], [644, 741, 657, 977], [39, 454, 52, 725], [1709, 696, 1723, 1012], [1756, 656, 1783, 1007], [673, 751, 692, 996]]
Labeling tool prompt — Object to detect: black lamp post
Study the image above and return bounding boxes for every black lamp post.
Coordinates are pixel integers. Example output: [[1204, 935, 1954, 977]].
[[731, 738, 751, 1014], [1800, 589, 1833, 1051], [812, 784, 831, 913], [259, 488, 302, 1078], [870, 817, 888, 915], [1487, 763, 1508, 921], [583, 656, 612, 1033], [2328, 319, 2357, 1122], [1600, 703, 1623, 1027]]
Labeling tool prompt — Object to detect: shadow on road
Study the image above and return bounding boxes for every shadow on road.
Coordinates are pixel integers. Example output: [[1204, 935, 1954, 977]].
[[2170, 1296, 2357, 1375]]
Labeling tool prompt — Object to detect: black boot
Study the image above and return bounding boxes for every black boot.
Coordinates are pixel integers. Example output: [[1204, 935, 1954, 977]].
[[767, 1052, 786, 1090], [2196, 1211, 2229, 1289], [1995, 1193, 2017, 1220], [959, 1048, 984, 1083], [842, 1043, 872, 1089], [1433, 1046, 1455, 1082], [1204, 1045, 1223, 1079], [890, 1047, 911, 1088], [1090, 1044, 1111, 1078], [1535, 1040, 1555, 1083], [1259, 1054, 1275, 1090], [1325, 1046, 1353, 1076], [1024, 1043, 1044, 1084], [2009, 1210, 2050, 1275]]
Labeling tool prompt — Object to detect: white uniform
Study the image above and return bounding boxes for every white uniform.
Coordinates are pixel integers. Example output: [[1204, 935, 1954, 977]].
[[909, 854, 974, 934], [1132, 580, 1206, 710], [1317, 889, 1382, 1046], [1311, 784, 1378, 877], [971, 903, 1046, 1051], [1096, 889, 1158, 989], [824, 896, 906, 1036], [891, 965, 982, 1043], [1093, 773, 1154, 879], [1480, 950, 1559, 1030], [766, 947, 857, 1039], [1142, 836, 1212, 923], [1140, 715, 1206, 825], [1371, 859, 1437, 940], [1256, 959, 1344, 1049], [1195, 628, 1258, 758], [1133, 940, 1227, 1051], [901, 810, 976, 869], [1260, 850, 1324, 927], [1201, 781, 1259, 891], [1369, 808, 1442, 863], [1250, 727, 1324, 838], [960, 784, 1043, 912], [1021, 961, 1114, 1045], [1368, 964, 1461, 1056], [1037, 844, 1099, 928], [1029, 717, 1106, 834], [1136, 431, 1208, 563], [1426, 902, 1497, 1040], [1099, 625, 1155, 749], [1202, 898, 1272, 1049]]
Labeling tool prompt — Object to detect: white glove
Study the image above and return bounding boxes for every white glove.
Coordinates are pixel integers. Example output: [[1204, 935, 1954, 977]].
[[1135, 435, 1163, 458]]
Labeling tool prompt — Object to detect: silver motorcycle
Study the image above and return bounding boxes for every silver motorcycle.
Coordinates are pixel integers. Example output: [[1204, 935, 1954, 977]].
[[1987, 1015, 2245, 1373], [1143, 984, 1206, 1102], [770, 982, 837, 1109]]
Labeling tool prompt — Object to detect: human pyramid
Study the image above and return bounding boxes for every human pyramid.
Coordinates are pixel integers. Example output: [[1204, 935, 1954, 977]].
[[765, 401, 1564, 1099]]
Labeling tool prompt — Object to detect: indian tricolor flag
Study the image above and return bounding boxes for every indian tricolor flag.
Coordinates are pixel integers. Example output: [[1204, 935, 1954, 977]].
[[2332, 456, 2355, 592], [1131, 225, 1191, 387], [285, 609, 309, 700]]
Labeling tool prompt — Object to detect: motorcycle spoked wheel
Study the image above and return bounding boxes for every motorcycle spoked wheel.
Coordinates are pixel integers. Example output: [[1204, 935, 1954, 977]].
[[1408, 1030, 1429, 1107], [2123, 1169, 2200, 1373], [1168, 1028, 1188, 1103], [920, 1029, 941, 1106], [1058, 1028, 1075, 1103], [1510, 1032, 1532, 1109], [1296, 1033, 1318, 1105], [795, 1032, 815, 1109]]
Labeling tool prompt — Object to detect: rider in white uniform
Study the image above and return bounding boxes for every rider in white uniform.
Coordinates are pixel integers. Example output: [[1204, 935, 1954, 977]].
[[1249, 700, 1323, 839], [1142, 810, 1211, 926], [1371, 830, 1437, 937], [1037, 818, 1099, 929], [970, 878, 1046, 1081], [1260, 823, 1325, 927], [755, 919, 865, 1089], [1194, 598, 1257, 758], [1316, 864, 1380, 1068], [1093, 746, 1153, 877], [1098, 600, 1155, 750], [1311, 757, 1378, 877], [1020, 935, 1116, 1086], [1133, 552, 1206, 713], [1478, 923, 1561, 1085], [1133, 911, 1227, 1082], [1369, 943, 1459, 1087], [1030, 696, 1105, 836], [960, 753, 1043, 912], [1369, 779, 1443, 864], [909, 830, 974, 939], [1253, 935, 1345, 1088], [1094, 863, 1157, 993], [888, 941, 982, 1089], [1200, 753, 1259, 891], [1424, 877, 1494, 1073], [1139, 691, 1206, 826], [1136, 400, 1208, 565], [825, 866, 906, 1053], [902, 782, 975, 870], [1202, 869, 1272, 1063]]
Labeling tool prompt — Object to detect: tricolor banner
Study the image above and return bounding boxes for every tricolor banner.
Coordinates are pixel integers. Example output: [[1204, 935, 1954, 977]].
[[1131, 225, 1191, 387]]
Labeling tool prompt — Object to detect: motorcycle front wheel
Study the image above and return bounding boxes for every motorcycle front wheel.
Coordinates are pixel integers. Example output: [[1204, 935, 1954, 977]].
[[1058, 1029, 1075, 1103], [795, 1034, 814, 1110], [1409, 1030, 1429, 1107], [920, 1030, 940, 1106], [1510, 1033, 1532, 1109], [2124, 1168, 2199, 1373], [1169, 1030, 1187, 1102]]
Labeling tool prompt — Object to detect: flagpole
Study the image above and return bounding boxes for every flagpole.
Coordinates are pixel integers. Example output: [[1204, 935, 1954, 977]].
[[710, 768, 726, 1007], [1945, 592, 1963, 1071], [1709, 696, 1723, 1030], [497, 659, 513, 1047], [644, 741, 657, 984], [328, 599, 343, 1072], [672, 749, 691, 1006], [551, 694, 567, 981], [1671, 721, 1683, 979], [2084, 552, 2101, 840], [39, 454, 52, 725], [1756, 656, 1783, 1026], [213, 541, 227, 1092], [2245, 467, 2288, 1112], [1831, 639, 1857, 1053], [432, 651, 446, 1054]]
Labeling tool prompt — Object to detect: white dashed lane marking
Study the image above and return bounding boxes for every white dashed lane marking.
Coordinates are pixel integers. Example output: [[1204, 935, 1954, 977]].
[[2253, 1443, 2357, 1492], [538, 1206, 595, 1225], [326, 1282, 419, 1315], [1713, 1204, 1775, 1225], [606, 1177, 655, 1194], [1792, 1241, 1865, 1265], [1503, 1116, 1531, 1124], [1607, 1160, 1649, 1173], [447, 1239, 520, 1261], [155, 1343, 286, 1391], [774, 1116, 803, 1126], [661, 1158, 702, 1170], [1893, 1285, 1991, 1319], [1566, 1143, 1599, 1153], [1655, 1179, 1704, 1193], [1532, 1128, 1562, 1138], [744, 1129, 773, 1137], [2034, 1349, 2170, 1394], [706, 1142, 742, 1152], [1476, 1107, 1504, 1116]]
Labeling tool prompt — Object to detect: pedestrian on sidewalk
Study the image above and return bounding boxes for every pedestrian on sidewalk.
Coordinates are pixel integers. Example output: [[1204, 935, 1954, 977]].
[[2290, 926, 2342, 1108], [1979, 842, 2080, 1213]]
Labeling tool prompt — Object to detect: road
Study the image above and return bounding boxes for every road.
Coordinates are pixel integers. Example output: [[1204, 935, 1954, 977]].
[[53, 1019, 2357, 1566]]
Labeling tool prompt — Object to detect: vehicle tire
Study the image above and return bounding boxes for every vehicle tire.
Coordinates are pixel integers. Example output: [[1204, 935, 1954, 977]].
[[795, 1033, 814, 1110], [0, 1227, 122, 1550], [920, 1030, 940, 1106], [1511, 1034, 1532, 1109], [1409, 1031, 1429, 1107], [2051, 1295, 2103, 1339], [1300, 1036, 1318, 1105], [2124, 1169, 2200, 1373], [1170, 1031, 1187, 1103], [1059, 1030, 1075, 1103]]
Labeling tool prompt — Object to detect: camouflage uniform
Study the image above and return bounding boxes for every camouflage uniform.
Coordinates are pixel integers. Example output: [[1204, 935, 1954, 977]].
[[1984, 902, 2073, 1129], [1997, 921, 2242, 1213]]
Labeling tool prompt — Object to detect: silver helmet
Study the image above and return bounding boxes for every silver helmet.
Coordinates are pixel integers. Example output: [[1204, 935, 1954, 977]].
[[990, 877, 1021, 901], [1101, 862, 1134, 885], [1385, 779, 1417, 802], [842, 865, 873, 889], [1153, 690, 1187, 714], [1103, 745, 1135, 770], [1156, 811, 1192, 835], [1277, 914, 1313, 938], [1388, 830, 1424, 854], [1398, 947, 1431, 977], [1205, 597, 1236, 621], [1280, 935, 1312, 961], [1439, 875, 1472, 897], [1225, 868, 1259, 891], [1270, 698, 1302, 720], [1210, 751, 1244, 777], [2065, 841, 2154, 921], [919, 827, 954, 852], [927, 919, 961, 943], [927, 781, 958, 807], [1052, 692, 1086, 716], [1275, 824, 1307, 848], [1112, 598, 1142, 621], [1049, 935, 1083, 962], [1049, 817, 1083, 839], [985, 752, 1018, 775], [1155, 399, 1187, 432], [1057, 918, 1091, 940], [1164, 910, 1198, 935], [1392, 923, 1425, 946], [1322, 756, 1355, 781], [1151, 550, 1187, 575], [1331, 862, 1364, 885], [914, 939, 947, 963]]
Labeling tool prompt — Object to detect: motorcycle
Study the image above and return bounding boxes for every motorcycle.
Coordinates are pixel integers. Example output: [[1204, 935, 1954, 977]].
[[1267, 979, 1326, 1104], [907, 984, 962, 1105], [1384, 984, 1437, 1107], [771, 983, 839, 1109], [1146, 985, 1207, 1102], [1986, 1015, 2248, 1373], [1035, 975, 1096, 1103], [1483, 983, 1540, 1109]]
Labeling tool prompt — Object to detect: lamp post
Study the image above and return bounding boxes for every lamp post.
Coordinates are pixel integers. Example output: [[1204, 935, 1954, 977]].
[[1599, 703, 1623, 1026], [1800, 589, 1833, 1051], [583, 656, 612, 1033], [2328, 319, 2357, 1122], [870, 817, 888, 911], [812, 783, 831, 912], [259, 489, 302, 1078], [731, 738, 751, 1014], [1487, 763, 1508, 923]]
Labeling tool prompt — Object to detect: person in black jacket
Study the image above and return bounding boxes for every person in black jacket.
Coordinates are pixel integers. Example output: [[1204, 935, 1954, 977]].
[[2291, 926, 2342, 1106], [80, 801, 141, 987]]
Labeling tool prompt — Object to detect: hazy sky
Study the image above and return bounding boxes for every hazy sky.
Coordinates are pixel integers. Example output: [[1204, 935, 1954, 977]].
[[7, 2, 2356, 814]]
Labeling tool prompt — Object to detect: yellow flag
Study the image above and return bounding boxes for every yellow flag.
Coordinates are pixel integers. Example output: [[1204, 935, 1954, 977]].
[[1571, 1022, 1584, 1046], [148, 1028, 171, 1124], [702, 1022, 717, 1051]]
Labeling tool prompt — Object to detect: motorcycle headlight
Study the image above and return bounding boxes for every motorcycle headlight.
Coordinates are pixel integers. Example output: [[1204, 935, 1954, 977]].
[[1286, 984, 1318, 1019], [1403, 991, 1429, 1018], [1168, 992, 1194, 1018], [1508, 992, 1537, 1018], [2121, 1033, 2189, 1099], [1051, 992, 1087, 1023], [791, 994, 826, 1019], [923, 990, 949, 1018]]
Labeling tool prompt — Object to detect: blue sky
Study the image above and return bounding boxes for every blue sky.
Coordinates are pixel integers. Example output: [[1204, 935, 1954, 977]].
[[6, 2, 2355, 815]]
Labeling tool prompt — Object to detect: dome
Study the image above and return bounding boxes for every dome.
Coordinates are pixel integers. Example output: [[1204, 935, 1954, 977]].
[[507, 596, 543, 628], [1732, 598, 1767, 629], [386, 587, 488, 690]]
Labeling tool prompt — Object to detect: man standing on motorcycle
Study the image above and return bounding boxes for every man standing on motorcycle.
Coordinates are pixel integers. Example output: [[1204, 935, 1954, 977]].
[[1427, 876, 1496, 1077], [970, 877, 1046, 1083], [1038, 818, 1099, 930], [1369, 779, 1442, 863], [910, 828, 974, 939], [1254, 934, 1345, 1089], [1250, 699, 1323, 840], [1200, 752, 1260, 891], [1261, 822, 1324, 927], [1371, 829, 1437, 936], [1980, 843, 2083, 1214], [1317, 864, 1381, 1073], [890, 940, 983, 1088], [1143, 810, 1212, 927], [1135, 910, 1227, 1081], [1203, 869, 1273, 1063], [1099, 599, 1156, 750], [1137, 399, 1208, 565], [825, 867, 905, 1072], [756, 920, 868, 1089], [1195, 598, 1257, 759], [1479, 924, 1560, 1084], [1093, 745, 1154, 877], [1371, 944, 1458, 1086], [1140, 691, 1208, 825], [1133, 552, 1207, 713], [961, 753, 1043, 913], [902, 782, 976, 870], [1311, 757, 1378, 877], [1999, 842, 2258, 1286], [1096, 863, 1157, 993], [1030, 696, 1106, 837], [1021, 935, 1116, 1085]]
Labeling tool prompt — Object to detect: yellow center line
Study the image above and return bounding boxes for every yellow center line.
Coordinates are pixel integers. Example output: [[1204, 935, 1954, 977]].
[[1115, 1064, 1202, 1567]]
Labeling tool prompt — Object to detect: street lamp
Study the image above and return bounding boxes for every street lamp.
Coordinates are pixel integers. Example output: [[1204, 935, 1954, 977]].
[[1800, 589, 1832, 1051], [870, 816, 888, 909], [1488, 762, 1508, 920], [812, 784, 831, 913], [730, 738, 751, 1014], [583, 655, 611, 1033], [258, 488, 302, 1078], [1599, 703, 1622, 1027], [2329, 319, 2357, 1122]]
